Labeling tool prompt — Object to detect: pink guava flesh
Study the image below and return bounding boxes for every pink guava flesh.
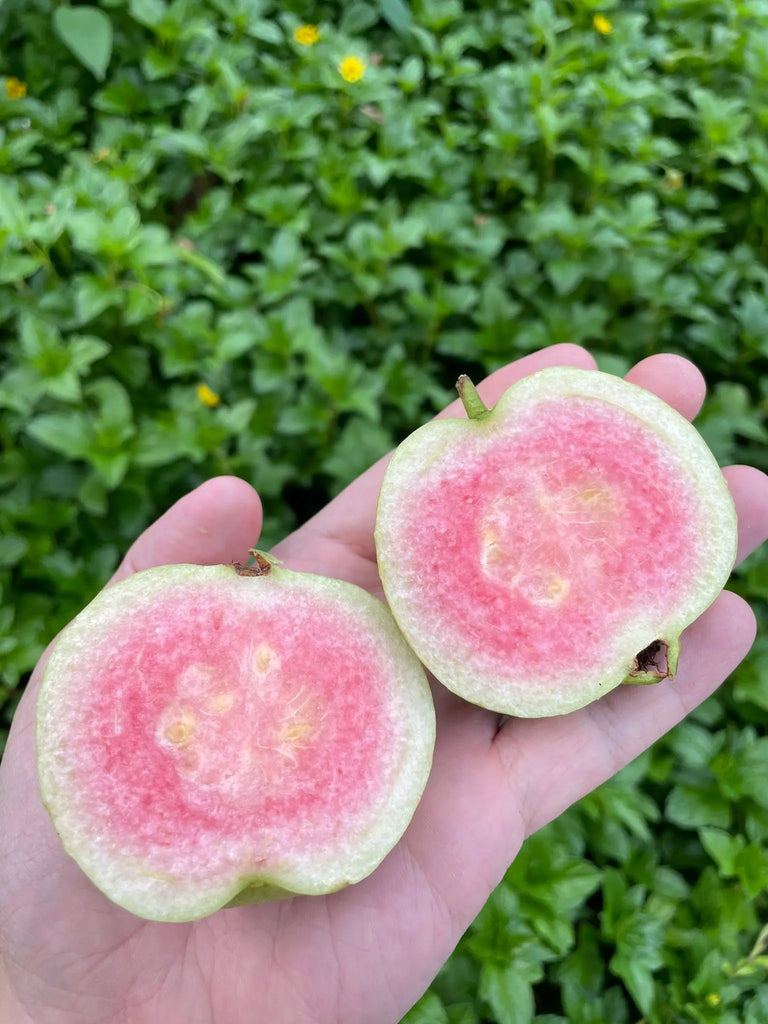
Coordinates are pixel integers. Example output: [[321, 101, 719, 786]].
[[37, 563, 436, 917], [77, 583, 392, 873], [399, 396, 700, 680]]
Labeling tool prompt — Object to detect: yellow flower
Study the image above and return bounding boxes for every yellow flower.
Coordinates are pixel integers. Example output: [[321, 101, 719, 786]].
[[196, 383, 220, 408], [5, 77, 27, 100], [338, 56, 366, 83], [705, 994, 721, 1007], [294, 24, 319, 47], [593, 14, 612, 35]]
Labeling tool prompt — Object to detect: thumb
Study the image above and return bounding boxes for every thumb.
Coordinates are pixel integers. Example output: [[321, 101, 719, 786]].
[[113, 476, 263, 583]]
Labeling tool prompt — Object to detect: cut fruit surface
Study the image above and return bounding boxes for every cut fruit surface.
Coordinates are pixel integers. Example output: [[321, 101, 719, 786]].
[[375, 367, 738, 717], [36, 560, 435, 921]]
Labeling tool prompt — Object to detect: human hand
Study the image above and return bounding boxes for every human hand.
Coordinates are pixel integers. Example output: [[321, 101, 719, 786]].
[[2, 344, 767, 1024]]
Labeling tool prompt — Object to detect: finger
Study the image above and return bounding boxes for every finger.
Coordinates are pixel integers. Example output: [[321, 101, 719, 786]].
[[275, 344, 599, 571], [624, 353, 707, 421], [624, 362, 768, 565], [114, 476, 263, 583], [724, 464, 768, 565]]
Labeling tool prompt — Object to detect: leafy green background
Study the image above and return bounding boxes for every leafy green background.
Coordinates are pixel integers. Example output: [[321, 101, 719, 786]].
[[2, 0, 768, 1020]]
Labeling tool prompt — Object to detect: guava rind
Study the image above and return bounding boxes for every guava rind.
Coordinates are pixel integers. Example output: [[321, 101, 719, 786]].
[[374, 367, 738, 718], [36, 561, 435, 922]]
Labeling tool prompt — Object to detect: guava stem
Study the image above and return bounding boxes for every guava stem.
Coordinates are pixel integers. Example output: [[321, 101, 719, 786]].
[[233, 550, 277, 577], [456, 375, 491, 420]]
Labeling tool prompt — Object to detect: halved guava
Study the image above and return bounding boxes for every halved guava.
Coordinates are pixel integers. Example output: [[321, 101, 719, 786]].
[[374, 367, 738, 718], [36, 556, 435, 922]]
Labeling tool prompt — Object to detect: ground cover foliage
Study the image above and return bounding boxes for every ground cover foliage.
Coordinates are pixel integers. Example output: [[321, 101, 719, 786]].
[[1, 0, 768, 1019]]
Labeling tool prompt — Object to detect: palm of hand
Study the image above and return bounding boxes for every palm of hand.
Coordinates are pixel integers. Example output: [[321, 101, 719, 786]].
[[2, 346, 767, 1024]]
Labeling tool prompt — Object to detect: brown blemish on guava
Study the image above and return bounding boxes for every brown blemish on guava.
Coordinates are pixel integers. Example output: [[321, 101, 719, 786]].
[[630, 639, 669, 679]]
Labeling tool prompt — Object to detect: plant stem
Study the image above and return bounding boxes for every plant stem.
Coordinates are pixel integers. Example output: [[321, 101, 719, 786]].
[[456, 374, 491, 420]]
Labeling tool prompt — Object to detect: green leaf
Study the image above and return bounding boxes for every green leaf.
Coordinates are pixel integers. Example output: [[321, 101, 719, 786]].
[[400, 991, 449, 1024], [699, 827, 744, 876], [665, 720, 726, 771], [0, 180, 28, 236], [734, 290, 768, 353], [142, 47, 179, 80], [341, 3, 380, 34], [377, 0, 413, 36], [322, 417, 393, 492], [77, 472, 109, 516], [70, 335, 111, 374], [247, 20, 283, 45], [88, 378, 134, 438], [269, 229, 301, 272], [26, 412, 92, 459], [734, 843, 768, 899], [0, 536, 29, 569], [43, 369, 83, 404], [19, 313, 59, 359], [0, 253, 40, 285], [217, 399, 256, 435], [73, 276, 124, 324], [723, 735, 768, 807], [216, 311, 264, 362], [479, 963, 534, 1024], [665, 783, 732, 830], [0, 368, 45, 414], [133, 414, 202, 467], [610, 952, 655, 1016], [746, 986, 768, 1024], [128, 0, 166, 28], [52, 7, 114, 81], [546, 259, 585, 296], [90, 451, 129, 489], [559, 924, 606, 1021]]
